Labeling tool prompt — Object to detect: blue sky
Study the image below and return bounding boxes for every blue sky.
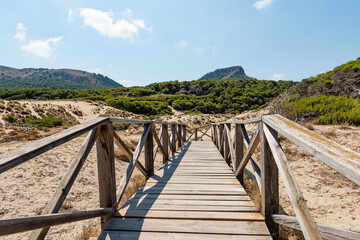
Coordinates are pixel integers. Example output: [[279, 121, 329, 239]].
[[1, 0, 359, 86]]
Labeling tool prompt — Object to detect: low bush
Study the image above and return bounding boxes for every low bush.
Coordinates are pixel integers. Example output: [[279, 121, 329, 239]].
[[277, 95, 360, 125], [26, 116, 63, 128]]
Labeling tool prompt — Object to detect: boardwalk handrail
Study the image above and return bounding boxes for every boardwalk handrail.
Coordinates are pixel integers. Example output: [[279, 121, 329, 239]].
[[0, 118, 187, 239], [210, 114, 360, 240]]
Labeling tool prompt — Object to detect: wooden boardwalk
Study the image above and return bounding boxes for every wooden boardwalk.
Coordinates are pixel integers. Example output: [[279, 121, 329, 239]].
[[99, 141, 271, 239]]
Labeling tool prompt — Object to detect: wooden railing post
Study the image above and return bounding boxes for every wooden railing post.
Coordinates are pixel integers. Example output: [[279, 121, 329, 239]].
[[182, 125, 186, 143], [194, 128, 198, 141], [162, 124, 169, 163], [144, 123, 154, 176], [177, 124, 182, 148], [235, 124, 244, 184], [260, 121, 279, 239], [219, 124, 224, 156], [96, 122, 116, 230], [224, 123, 231, 165], [171, 124, 176, 154]]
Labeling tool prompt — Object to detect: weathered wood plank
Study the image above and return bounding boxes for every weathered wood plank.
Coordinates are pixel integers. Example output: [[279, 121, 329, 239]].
[[0, 117, 108, 173], [144, 123, 154, 176], [263, 124, 321, 240], [116, 209, 264, 221], [162, 124, 169, 163], [104, 218, 270, 235], [96, 122, 117, 229], [99, 231, 271, 240], [272, 214, 360, 240], [119, 205, 259, 212], [0, 208, 112, 237], [262, 114, 360, 185], [123, 198, 254, 207], [260, 122, 279, 239], [127, 193, 251, 201]]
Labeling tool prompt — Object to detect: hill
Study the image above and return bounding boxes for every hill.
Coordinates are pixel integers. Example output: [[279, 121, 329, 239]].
[[198, 66, 253, 81], [287, 58, 360, 98], [274, 58, 360, 125], [0, 66, 123, 90]]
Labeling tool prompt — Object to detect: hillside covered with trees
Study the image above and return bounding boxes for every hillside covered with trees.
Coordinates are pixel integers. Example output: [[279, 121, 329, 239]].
[[0, 66, 123, 90], [198, 66, 252, 81], [275, 58, 360, 125], [0, 78, 296, 116]]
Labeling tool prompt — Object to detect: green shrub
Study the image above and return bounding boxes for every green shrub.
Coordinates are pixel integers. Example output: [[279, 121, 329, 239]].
[[113, 123, 130, 131], [278, 95, 360, 125], [26, 116, 63, 128], [4, 113, 15, 123]]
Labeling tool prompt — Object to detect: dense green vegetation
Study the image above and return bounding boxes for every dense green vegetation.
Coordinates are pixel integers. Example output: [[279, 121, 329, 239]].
[[278, 95, 360, 125], [0, 66, 123, 89], [25, 116, 63, 128], [305, 58, 360, 84], [0, 79, 296, 115]]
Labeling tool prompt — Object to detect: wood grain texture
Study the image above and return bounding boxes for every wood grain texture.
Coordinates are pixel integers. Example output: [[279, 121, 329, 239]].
[[272, 214, 360, 240], [0, 117, 108, 173], [263, 114, 360, 185], [263, 124, 321, 240]]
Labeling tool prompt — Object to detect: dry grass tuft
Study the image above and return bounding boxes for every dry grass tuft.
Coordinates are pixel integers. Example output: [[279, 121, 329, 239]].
[[76, 222, 101, 240]]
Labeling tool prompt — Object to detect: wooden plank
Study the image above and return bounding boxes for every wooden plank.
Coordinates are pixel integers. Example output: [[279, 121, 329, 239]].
[[0, 117, 108, 173], [272, 214, 360, 240], [182, 125, 186, 143], [104, 218, 270, 235], [224, 124, 236, 169], [221, 116, 262, 125], [260, 122, 279, 239], [96, 122, 117, 229], [177, 124, 182, 147], [119, 204, 259, 212], [116, 209, 264, 221], [123, 198, 253, 206], [134, 189, 248, 195], [28, 129, 98, 240], [147, 179, 240, 185], [0, 208, 112, 237], [263, 124, 322, 240], [144, 123, 154, 176], [263, 114, 360, 185], [234, 125, 260, 177], [171, 124, 176, 154], [162, 124, 169, 163], [113, 131, 148, 178], [235, 124, 244, 171], [127, 193, 251, 201], [99, 231, 271, 240]]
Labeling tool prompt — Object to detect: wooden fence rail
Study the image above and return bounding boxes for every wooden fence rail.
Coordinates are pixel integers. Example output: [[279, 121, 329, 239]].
[[0, 118, 186, 240], [211, 114, 360, 240], [1, 114, 359, 240]]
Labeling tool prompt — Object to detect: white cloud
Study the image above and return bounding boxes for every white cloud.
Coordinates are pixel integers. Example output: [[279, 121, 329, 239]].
[[271, 73, 285, 81], [175, 40, 189, 48], [254, 0, 275, 10], [14, 22, 26, 42], [78, 8, 152, 39], [21, 37, 63, 58], [67, 9, 74, 22]]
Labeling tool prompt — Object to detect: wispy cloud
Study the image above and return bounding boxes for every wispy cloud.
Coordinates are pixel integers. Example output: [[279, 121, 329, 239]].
[[21, 37, 63, 58], [271, 73, 285, 80], [14, 23, 26, 42], [67, 9, 74, 22], [76, 8, 152, 39], [174, 40, 189, 48], [15, 23, 63, 58], [254, 0, 275, 10]]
